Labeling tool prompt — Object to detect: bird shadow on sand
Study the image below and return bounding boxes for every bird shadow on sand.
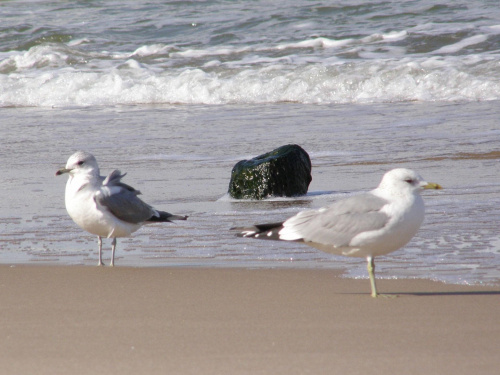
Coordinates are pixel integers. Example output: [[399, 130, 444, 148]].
[[398, 290, 500, 297], [342, 290, 500, 297]]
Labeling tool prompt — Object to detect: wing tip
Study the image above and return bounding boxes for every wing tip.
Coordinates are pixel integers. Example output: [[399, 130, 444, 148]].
[[232, 223, 285, 240]]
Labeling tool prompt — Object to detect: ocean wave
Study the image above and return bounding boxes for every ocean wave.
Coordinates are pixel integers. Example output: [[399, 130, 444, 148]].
[[1, 22, 500, 107], [1, 54, 499, 107], [432, 34, 489, 54], [4, 23, 500, 73]]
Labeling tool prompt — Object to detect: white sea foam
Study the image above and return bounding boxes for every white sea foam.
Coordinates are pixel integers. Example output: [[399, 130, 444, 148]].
[[1, 52, 500, 107], [67, 38, 90, 47], [432, 34, 489, 54], [382, 30, 408, 41], [0, 45, 68, 71], [276, 37, 354, 50], [131, 44, 174, 57]]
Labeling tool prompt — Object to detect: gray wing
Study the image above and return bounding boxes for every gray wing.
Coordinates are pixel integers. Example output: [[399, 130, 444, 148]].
[[95, 170, 157, 224], [280, 193, 390, 247], [102, 170, 142, 195]]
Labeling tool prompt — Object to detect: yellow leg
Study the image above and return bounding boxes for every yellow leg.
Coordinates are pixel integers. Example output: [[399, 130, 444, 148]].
[[367, 256, 378, 298], [110, 238, 116, 267], [97, 236, 104, 266]]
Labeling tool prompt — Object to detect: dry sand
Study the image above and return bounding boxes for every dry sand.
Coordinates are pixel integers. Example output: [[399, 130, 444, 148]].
[[0, 265, 498, 375]]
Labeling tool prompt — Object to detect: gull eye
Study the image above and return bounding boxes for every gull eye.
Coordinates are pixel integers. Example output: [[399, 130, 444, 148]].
[[77, 160, 85, 166], [404, 178, 414, 184]]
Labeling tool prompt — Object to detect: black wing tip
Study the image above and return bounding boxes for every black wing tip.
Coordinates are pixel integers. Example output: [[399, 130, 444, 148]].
[[149, 211, 188, 222], [231, 222, 284, 240], [171, 214, 189, 221]]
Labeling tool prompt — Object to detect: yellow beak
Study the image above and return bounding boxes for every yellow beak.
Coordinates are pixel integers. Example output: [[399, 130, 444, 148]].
[[422, 182, 442, 190], [55, 168, 71, 176]]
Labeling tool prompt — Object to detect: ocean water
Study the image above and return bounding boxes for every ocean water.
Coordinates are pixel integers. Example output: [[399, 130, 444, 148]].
[[2, 0, 500, 106], [1, 1, 499, 285]]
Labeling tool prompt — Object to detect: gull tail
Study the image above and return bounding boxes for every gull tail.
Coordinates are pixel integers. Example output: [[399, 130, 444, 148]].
[[232, 222, 284, 240], [149, 211, 188, 223]]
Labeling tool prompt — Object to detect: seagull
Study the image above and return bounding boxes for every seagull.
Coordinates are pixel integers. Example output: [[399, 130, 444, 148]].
[[234, 168, 442, 297], [56, 151, 188, 266]]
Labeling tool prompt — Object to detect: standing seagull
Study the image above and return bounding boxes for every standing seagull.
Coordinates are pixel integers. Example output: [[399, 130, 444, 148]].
[[56, 151, 188, 266], [234, 168, 441, 297]]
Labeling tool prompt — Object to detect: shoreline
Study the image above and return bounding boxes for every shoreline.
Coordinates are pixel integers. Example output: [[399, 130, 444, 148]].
[[1, 265, 499, 374]]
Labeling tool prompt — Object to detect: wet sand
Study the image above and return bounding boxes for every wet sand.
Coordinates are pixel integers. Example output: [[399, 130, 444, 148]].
[[0, 265, 498, 375]]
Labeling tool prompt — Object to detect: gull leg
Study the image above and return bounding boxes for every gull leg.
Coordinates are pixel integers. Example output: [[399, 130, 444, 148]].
[[97, 236, 104, 266], [367, 256, 378, 298], [110, 238, 117, 267]]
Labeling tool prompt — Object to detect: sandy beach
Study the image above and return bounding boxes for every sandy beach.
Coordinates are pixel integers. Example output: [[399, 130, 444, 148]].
[[0, 265, 498, 375]]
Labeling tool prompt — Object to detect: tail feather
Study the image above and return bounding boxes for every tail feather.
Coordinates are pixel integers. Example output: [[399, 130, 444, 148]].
[[232, 222, 285, 241], [149, 211, 188, 223]]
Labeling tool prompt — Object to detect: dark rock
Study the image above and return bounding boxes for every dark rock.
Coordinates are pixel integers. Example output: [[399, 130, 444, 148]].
[[228, 144, 312, 199]]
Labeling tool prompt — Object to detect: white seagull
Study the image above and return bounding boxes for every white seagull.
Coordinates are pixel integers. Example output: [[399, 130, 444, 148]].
[[56, 151, 188, 266], [234, 168, 442, 297]]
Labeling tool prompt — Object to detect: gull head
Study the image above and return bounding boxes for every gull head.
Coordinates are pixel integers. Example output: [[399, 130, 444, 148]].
[[377, 168, 442, 196], [55, 151, 100, 177]]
